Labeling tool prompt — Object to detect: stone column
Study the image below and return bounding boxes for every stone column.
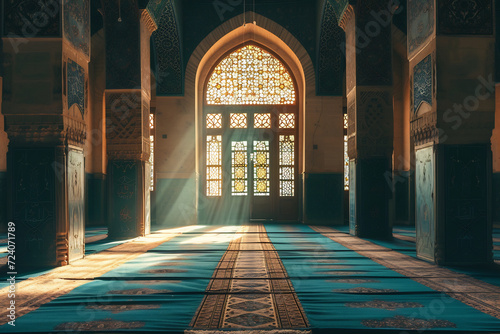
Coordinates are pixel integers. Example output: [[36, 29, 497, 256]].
[[3, 0, 90, 267], [341, 2, 395, 239], [409, 0, 495, 264], [102, 1, 156, 239]]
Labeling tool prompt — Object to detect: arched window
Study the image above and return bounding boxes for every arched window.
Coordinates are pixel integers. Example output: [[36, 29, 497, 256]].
[[202, 44, 299, 223], [206, 44, 296, 105]]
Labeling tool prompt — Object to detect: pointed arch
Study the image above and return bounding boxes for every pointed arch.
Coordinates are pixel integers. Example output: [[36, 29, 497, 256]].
[[206, 43, 296, 105]]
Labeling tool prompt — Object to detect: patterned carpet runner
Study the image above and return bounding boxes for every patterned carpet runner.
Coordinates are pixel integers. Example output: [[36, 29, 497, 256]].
[[188, 225, 309, 333]]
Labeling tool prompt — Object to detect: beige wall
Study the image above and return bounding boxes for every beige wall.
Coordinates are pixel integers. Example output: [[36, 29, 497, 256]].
[[436, 36, 495, 145], [155, 96, 196, 179], [2, 39, 63, 116], [304, 96, 344, 174], [88, 30, 106, 175], [392, 33, 411, 172], [154, 95, 345, 177]]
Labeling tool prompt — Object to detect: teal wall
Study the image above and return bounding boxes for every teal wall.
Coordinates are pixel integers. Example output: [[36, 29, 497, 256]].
[[303, 173, 344, 225], [154, 178, 196, 227]]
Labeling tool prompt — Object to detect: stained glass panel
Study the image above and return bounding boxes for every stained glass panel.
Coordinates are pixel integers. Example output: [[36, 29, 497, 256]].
[[253, 141, 270, 196], [206, 45, 296, 105], [254, 113, 271, 128], [207, 135, 222, 197], [279, 113, 295, 129], [279, 135, 295, 197], [206, 113, 222, 129], [230, 113, 247, 129], [232, 141, 248, 196]]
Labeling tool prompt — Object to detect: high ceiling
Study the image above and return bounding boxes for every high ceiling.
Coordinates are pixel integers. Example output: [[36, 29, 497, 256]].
[[144, 0, 351, 96], [91, 0, 406, 97]]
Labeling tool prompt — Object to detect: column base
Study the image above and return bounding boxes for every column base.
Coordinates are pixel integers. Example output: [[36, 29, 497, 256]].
[[8, 146, 85, 268], [349, 157, 393, 240], [107, 160, 149, 239], [416, 144, 493, 265]]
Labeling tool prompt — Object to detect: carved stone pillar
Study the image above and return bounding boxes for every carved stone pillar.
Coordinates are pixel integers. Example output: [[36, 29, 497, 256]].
[[341, 2, 395, 239], [102, 2, 156, 239], [409, 0, 494, 264], [4, 1, 90, 267]]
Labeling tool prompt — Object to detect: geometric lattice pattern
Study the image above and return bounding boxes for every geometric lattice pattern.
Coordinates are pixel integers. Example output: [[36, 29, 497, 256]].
[[150, 114, 155, 191], [232, 141, 248, 196], [413, 54, 433, 114], [206, 45, 296, 105], [279, 113, 295, 129], [230, 113, 248, 129], [207, 113, 223, 129], [254, 113, 271, 129], [344, 114, 349, 190], [253, 141, 270, 196], [207, 135, 222, 197], [279, 135, 295, 197]]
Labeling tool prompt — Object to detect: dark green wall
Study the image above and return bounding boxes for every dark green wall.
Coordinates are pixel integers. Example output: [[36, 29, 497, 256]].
[[86, 173, 107, 227], [0, 171, 6, 233], [303, 173, 344, 225], [394, 170, 413, 226], [182, 0, 320, 71], [493, 172, 500, 226]]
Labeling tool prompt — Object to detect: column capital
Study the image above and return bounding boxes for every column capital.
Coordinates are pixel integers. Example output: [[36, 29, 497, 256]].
[[141, 9, 158, 35], [339, 4, 355, 31]]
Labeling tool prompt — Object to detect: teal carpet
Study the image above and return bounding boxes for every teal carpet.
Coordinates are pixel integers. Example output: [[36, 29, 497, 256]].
[[1, 226, 239, 333], [2, 224, 500, 333], [265, 224, 500, 333]]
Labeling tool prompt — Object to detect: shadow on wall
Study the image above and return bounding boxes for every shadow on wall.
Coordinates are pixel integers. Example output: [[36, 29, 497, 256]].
[[494, 173, 500, 227], [0, 172, 6, 233], [153, 177, 197, 227]]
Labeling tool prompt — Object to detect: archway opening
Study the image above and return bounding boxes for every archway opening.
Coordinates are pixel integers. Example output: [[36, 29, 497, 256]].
[[199, 43, 300, 224]]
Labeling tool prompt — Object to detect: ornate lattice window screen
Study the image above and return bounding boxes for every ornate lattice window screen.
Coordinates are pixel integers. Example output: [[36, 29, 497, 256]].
[[149, 114, 155, 191], [344, 113, 349, 190], [279, 113, 295, 129], [230, 113, 248, 129], [206, 45, 296, 105], [279, 135, 295, 197], [254, 113, 271, 128], [253, 141, 270, 196], [207, 113, 223, 129], [207, 135, 222, 196], [232, 141, 248, 196]]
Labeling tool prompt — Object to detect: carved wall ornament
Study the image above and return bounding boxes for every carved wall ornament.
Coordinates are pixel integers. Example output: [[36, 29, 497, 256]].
[[67, 60, 86, 118], [152, 1, 183, 95], [63, 0, 90, 57], [413, 54, 433, 115], [438, 0, 493, 35], [408, 0, 435, 56], [317, 1, 345, 96]]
